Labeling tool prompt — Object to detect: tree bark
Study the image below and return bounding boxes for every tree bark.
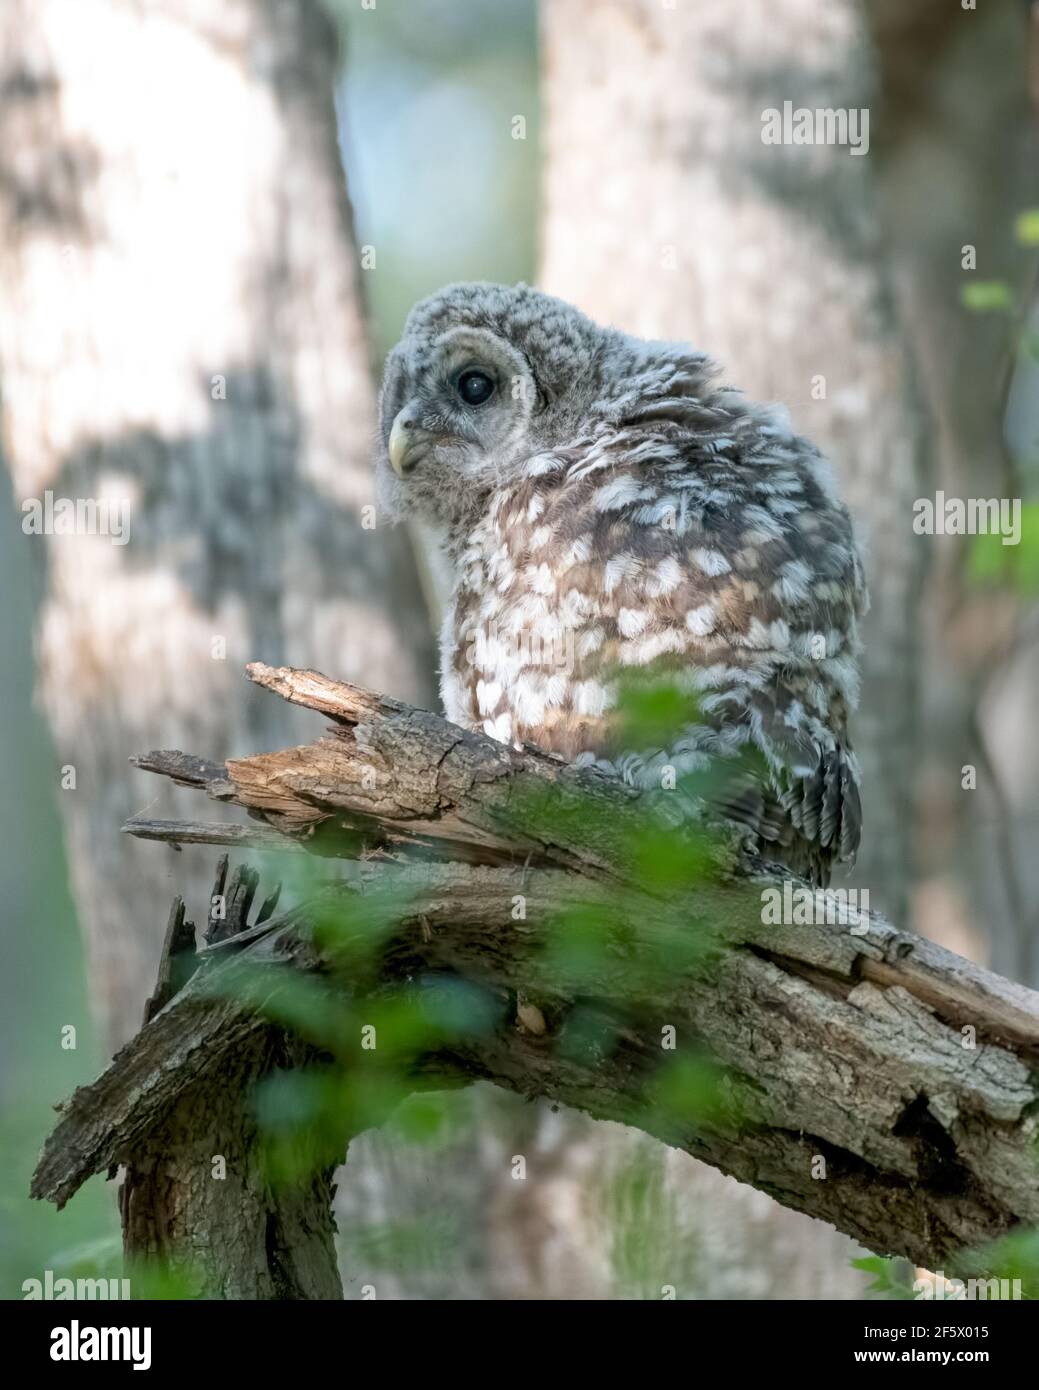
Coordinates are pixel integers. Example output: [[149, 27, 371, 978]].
[[32, 665, 1039, 1294], [0, 0, 436, 1053], [116, 888, 342, 1299]]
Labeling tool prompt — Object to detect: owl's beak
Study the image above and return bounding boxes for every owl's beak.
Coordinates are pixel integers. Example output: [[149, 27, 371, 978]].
[[388, 411, 425, 477]]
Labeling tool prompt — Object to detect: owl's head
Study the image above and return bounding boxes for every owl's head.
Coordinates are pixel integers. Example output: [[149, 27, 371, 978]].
[[375, 282, 599, 525], [375, 281, 709, 529]]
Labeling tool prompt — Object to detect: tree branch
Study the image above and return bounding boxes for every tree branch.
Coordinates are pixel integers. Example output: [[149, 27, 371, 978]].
[[33, 664, 1039, 1296]]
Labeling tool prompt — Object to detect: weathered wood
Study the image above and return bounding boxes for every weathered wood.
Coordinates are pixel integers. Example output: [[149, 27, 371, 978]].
[[123, 817, 305, 853], [142, 897, 198, 1025], [123, 666, 1039, 1059], [32, 665, 1039, 1290], [116, 861, 341, 1300], [33, 856, 1039, 1277], [158, 662, 694, 876]]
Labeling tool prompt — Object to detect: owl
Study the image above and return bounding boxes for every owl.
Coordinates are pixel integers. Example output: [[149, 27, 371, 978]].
[[376, 282, 866, 886]]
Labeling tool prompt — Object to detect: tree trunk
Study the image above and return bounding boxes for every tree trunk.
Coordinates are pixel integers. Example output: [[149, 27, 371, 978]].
[[0, 0, 458, 1301], [869, 0, 1039, 991], [533, 0, 926, 1298], [116, 888, 342, 1298], [0, 0, 437, 1056]]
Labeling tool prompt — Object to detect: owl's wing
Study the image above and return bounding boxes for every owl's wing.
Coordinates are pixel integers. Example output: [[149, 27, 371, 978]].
[[714, 712, 862, 887], [450, 415, 866, 887]]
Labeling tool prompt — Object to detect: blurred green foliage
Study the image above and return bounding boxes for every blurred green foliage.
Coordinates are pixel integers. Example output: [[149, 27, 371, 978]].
[[854, 1227, 1039, 1302], [851, 1255, 917, 1300], [1014, 209, 1039, 248], [961, 207, 1039, 595], [960, 1226, 1039, 1301], [959, 209, 1039, 310], [969, 501, 1039, 593], [603, 1151, 703, 1299], [960, 280, 1014, 313]]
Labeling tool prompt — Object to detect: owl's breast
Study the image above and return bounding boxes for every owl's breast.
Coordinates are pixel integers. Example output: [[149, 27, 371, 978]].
[[440, 505, 616, 758]]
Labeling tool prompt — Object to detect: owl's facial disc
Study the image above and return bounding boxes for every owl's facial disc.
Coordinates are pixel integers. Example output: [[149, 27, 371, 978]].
[[387, 363, 496, 477], [380, 325, 536, 506]]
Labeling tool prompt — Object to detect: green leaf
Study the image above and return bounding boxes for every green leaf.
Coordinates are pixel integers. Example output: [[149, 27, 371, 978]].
[[850, 1254, 916, 1299], [957, 1226, 1039, 1300], [960, 281, 1014, 313], [647, 1052, 739, 1133], [968, 502, 1039, 594], [1015, 209, 1039, 247], [614, 672, 703, 749]]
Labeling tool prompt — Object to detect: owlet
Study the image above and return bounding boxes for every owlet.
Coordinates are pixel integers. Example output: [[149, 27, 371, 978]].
[[377, 282, 866, 885]]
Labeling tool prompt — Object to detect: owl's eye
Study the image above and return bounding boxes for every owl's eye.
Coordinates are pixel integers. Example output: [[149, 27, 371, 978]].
[[457, 370, 495, 406]]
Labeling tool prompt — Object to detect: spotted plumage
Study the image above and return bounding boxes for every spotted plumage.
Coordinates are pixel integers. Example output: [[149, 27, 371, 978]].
[[377, 282, 866, 884]]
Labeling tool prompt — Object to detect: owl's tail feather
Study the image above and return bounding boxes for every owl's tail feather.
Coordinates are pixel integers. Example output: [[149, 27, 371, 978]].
[[714, 744, 860, 890]]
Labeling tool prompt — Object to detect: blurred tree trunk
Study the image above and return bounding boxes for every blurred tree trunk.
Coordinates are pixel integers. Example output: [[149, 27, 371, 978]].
[[541, 0, 924, 914], [869, 0, 1039, 989], [0, 0, 443, 1299], [0, 0, 436, 1052], [518, 0, 928, 1299]]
